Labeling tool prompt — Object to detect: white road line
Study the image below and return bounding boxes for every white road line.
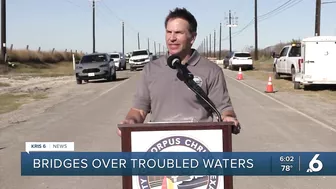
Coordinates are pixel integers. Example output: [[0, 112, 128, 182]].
[[225, 73, 336, 133], [81, 78, 131, 106], [99, 78, 130, 97]]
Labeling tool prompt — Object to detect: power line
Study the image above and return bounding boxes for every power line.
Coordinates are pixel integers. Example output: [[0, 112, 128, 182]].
[[322, 0, 336, 4], [100, 0, 161, 46], [224, 0, 304, 41]]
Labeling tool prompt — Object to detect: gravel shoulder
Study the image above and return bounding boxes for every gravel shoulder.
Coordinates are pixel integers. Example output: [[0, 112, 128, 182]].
[[0, 75, 80, 129]]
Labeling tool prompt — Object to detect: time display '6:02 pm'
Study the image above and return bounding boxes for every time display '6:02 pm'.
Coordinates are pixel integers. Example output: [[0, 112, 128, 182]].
[[280, 156, 295, 162]]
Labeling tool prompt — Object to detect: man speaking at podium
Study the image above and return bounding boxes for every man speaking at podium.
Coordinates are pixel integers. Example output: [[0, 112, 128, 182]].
[[118, 7, 239, 135]]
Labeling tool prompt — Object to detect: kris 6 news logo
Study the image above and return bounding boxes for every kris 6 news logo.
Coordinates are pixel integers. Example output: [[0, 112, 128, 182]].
[[306, 154, 323, 173]]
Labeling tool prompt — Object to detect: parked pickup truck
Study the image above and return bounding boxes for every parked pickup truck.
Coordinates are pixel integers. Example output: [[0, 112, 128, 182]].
[[273, 43, 303, 82]]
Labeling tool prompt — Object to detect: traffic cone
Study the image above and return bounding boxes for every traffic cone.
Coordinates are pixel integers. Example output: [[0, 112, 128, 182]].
[[237, 67, 243, 80], [265, 75, 275, 93], [161, 176, 174, 189], [161, 176, 167, 189]]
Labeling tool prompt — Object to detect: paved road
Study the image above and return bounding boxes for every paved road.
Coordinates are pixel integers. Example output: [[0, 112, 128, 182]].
[[0, 67, 335, 189]]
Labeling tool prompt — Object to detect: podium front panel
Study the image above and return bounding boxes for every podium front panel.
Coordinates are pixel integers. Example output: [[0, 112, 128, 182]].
[[118, 122, 234, 189], [131, 129, 224, 189]]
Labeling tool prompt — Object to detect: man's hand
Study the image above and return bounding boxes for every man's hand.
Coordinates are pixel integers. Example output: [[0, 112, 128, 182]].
[[222, 115, 241, 134], [117, 119, 136, 137], [117, 108, 147, 137], [222, 116, 239, 126]]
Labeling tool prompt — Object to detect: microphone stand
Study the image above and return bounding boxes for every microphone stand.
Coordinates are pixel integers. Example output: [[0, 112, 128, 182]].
[[176, 66, 240, 134]]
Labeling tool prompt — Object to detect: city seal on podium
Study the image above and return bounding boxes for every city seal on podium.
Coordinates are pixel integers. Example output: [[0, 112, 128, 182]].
[[138, 136, 219, 189]]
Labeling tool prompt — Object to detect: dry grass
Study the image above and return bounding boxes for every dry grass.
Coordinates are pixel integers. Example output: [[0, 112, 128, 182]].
[[0, 48, 84, 76], [0, 92, 47, 114], [5, 61, 75, 77], [7, 49, 83, 63], [252, 58, 274, 72], [0, 82, 10, 87]]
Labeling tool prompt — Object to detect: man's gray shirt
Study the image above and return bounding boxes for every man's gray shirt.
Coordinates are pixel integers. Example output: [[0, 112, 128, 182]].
[[132, 50, 234, 123]]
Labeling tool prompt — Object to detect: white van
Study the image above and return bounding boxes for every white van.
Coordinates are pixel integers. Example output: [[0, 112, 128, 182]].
[[294, 36, 336, 89]]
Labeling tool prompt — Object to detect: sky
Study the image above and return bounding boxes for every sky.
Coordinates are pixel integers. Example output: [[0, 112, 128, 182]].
[[3, 0, 336, 54]]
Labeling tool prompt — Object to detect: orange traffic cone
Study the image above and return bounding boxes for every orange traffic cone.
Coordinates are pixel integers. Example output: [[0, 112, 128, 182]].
[[265, 75, 275, 93], [161, 176, 167, 189], [237, 67, 243, 80], [161, 176, 173, 189]]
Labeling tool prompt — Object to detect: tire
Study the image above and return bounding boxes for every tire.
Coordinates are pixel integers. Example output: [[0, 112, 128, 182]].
[[291, 67, 296, 82], [112, 71, 117, 81], [76, 79, 82, 84], [294, 82, 300, 89], [107, 69, 113, 81], [273, 66, 280, 79]]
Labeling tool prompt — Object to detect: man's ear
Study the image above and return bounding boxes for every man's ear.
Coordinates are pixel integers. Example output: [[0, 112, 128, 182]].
[[190, 32, 197, 45]]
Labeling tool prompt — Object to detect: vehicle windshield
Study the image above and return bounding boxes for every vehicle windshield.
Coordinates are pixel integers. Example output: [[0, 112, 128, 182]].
[[80, 54, 108, 63], [132, 50, 148, 56], [234, 53, 251, 57], [110, 54, 120, 58]]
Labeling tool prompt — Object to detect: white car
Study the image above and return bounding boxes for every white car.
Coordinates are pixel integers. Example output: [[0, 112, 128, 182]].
[[228, 52, 254, 70], [108, 52, 126, 71], [129, 49, 152, 71]]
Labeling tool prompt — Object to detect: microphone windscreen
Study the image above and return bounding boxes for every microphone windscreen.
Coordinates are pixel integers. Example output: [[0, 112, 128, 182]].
[[167, 54, 180, 69]]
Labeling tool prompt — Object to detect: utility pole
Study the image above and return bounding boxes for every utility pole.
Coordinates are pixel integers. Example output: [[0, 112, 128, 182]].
[[219, 23, 222, 59], [203, 39, 206, 57], [214, 30, 216, 58], [254, 0, 259, 60], [122, 21, 124, 55], [158, 43, 161, 56], [206, 36, 209, 58], [315, 0, 321, 36], [225, 11, 238, 56], [154, 41, 156, 55], [228, 10, 232, 54], [147, 38, 150, 52], [209, 34, 212, 58], [1, 0, 6, 64], [92, 0, 96, 53], [137, 32, 140, 49]]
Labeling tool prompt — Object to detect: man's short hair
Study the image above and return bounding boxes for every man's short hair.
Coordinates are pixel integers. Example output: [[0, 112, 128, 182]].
[[164, 7, 197, 33]]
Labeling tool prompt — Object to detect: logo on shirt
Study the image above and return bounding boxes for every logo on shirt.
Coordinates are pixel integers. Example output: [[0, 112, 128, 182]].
[[193, 76, 203, 87], [138, 136, 219, 189]]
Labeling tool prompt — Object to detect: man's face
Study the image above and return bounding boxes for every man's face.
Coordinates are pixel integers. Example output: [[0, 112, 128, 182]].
[[165, 18, 196, 55]]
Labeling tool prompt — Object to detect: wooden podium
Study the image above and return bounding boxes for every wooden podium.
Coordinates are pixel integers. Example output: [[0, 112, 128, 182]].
[[118, 121, 234, 189]]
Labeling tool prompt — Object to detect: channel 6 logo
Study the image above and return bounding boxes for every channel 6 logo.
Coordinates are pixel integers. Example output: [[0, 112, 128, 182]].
[[306, 154, 323, 173]]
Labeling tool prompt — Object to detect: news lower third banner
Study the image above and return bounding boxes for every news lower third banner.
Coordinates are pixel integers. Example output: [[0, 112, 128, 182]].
[[21, 152, 336, 176]]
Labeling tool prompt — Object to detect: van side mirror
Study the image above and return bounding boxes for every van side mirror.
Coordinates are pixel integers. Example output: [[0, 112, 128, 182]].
[[75, 60, 80, 64], [110, 58, 114, 62]]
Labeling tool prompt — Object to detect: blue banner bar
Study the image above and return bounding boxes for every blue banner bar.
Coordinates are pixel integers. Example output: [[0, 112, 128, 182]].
[[21, 152, 336, 176]]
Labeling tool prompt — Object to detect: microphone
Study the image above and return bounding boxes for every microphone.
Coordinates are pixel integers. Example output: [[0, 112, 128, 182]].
[[167, 55, 193, 81], [166, 55, 240, 134]]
